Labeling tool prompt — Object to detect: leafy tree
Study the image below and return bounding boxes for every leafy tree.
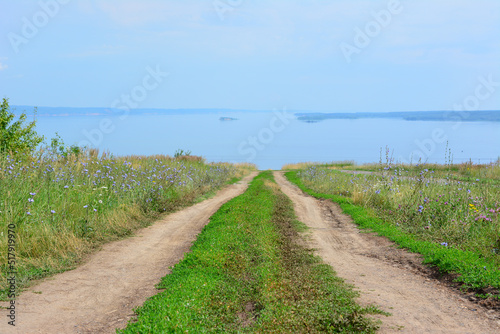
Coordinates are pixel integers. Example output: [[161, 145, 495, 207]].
[[0, 97, 44, 154]]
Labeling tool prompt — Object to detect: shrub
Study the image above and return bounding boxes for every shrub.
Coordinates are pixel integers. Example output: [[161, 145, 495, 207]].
[[0, 98, 44, 154]]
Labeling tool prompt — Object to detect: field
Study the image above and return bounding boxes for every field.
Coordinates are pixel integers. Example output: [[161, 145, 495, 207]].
[[2, 146, 500, 332], [3, 1, 499, 331], [0, 150, 251, 298], [286, 160, 500, 294]]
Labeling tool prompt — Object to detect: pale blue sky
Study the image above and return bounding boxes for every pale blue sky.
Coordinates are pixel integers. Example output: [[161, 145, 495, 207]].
[[1, 0, 499, 112]]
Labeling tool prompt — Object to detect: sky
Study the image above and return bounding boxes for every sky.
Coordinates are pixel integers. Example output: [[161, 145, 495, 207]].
[[1, 0, 499, 112]]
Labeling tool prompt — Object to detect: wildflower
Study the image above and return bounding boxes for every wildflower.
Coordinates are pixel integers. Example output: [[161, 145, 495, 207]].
[[475, 215, 492, 222], [418, 205, 424, 212], [51, 210, 55, 214], [93, 208, 97, 212], [375, 189, 381, 194], [469, 204, 479, 213], [440, 242, 448, 247], [28, 198, 34, 203], [30, 192, 36, 196], [98, 200, 102, 204], [27, 211, 31, 215], [84, 205, 88, 208], [64, 185, 69, 189]]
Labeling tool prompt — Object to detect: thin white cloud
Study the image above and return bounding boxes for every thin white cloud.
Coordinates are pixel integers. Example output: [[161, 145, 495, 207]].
[[84, 0, 499, 62], [0, 61, 7, 71], [92, 0, 208, 27]]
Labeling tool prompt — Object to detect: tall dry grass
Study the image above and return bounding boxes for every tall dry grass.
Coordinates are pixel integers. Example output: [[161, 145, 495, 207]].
[[0, 150, 243, 297], [298, 162, 500, 264]]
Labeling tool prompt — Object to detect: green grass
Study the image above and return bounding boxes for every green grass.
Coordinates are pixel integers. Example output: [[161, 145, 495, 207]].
[[0, 151, 249, 299], [120, 171, 380, 333], [293, 165, 500, 262], [338, 160, 500, 185], [285, 170, 500, 294]]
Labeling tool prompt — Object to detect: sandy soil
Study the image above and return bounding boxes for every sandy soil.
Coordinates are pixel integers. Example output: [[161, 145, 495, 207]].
[[274, 171, 500, 333], [0, 172, 256, 334]]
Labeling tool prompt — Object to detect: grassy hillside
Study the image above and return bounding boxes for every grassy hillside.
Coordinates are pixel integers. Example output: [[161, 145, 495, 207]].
[[0, 151, 251, 299]]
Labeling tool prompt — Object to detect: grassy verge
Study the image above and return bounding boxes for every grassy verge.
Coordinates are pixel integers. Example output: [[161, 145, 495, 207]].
[[0, 152, 253, 299], [285, 170, 500, 295], [120, 171, 380, 333]]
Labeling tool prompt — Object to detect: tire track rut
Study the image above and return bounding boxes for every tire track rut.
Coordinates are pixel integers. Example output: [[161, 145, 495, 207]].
[[0, 173, 256, 334], [274, 171, 500, 333]]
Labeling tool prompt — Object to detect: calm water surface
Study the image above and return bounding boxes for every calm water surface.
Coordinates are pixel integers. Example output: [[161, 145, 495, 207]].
[[35, 111, 500, 170]]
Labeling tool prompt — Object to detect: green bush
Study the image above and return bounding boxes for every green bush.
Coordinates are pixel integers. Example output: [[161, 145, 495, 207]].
[[0, 98, 44, 154]]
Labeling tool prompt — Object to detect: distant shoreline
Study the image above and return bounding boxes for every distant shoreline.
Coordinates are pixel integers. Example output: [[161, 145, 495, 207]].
[[295, 110, 500, 123], [10, 106, 500, 123], [10, 106, 266, 117]]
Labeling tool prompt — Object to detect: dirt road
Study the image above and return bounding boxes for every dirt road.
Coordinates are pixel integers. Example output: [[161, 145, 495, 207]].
[[0, 173, 256, 334], [274, 172, 500, 333]]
